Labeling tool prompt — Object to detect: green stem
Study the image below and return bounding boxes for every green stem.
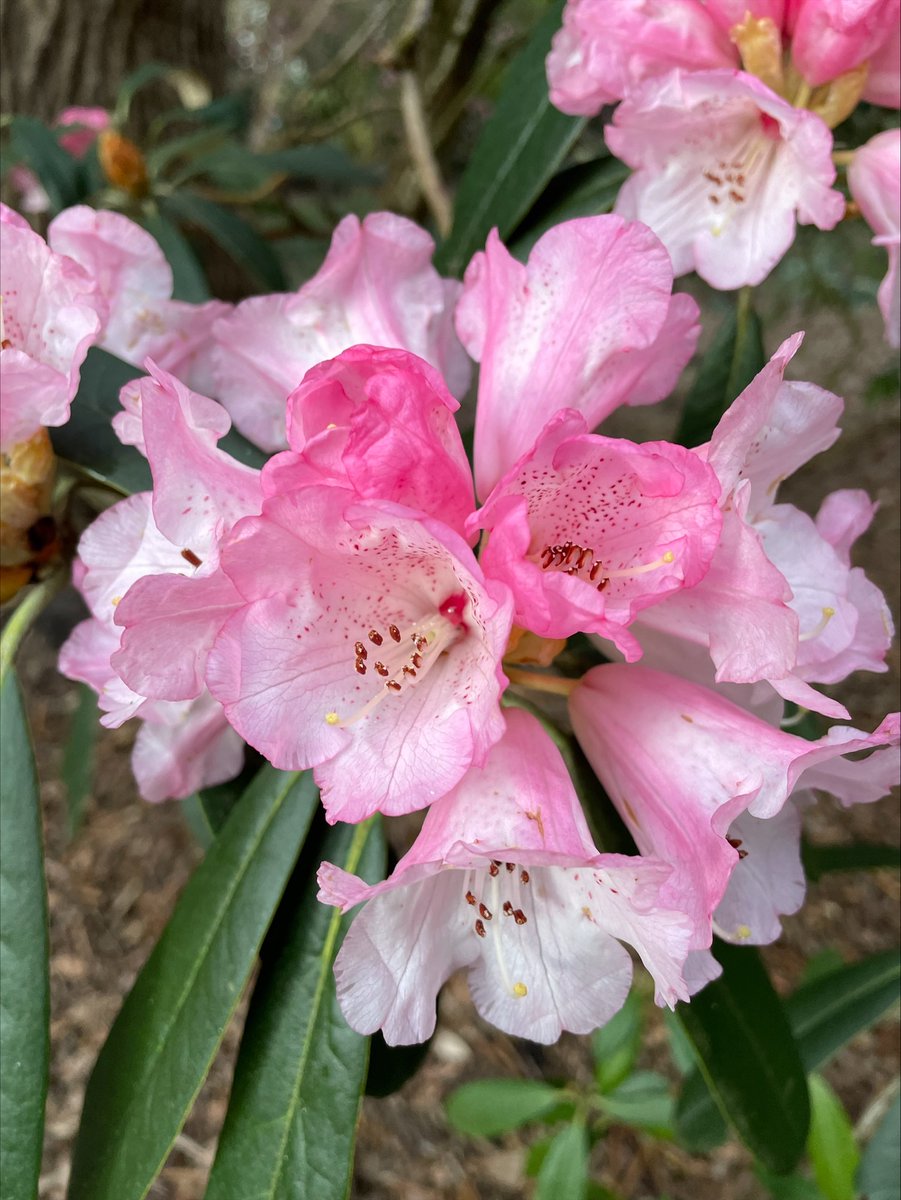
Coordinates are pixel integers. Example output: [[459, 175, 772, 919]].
[[0, 568, 68, 689]]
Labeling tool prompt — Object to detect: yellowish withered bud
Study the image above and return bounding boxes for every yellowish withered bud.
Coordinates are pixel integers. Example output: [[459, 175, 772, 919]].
[[731, 15, 786, 97], [0, 429, 59, 602], [98, 129, 149, 197], [809, 62, 869, 128], [504, 625, 568, 668]]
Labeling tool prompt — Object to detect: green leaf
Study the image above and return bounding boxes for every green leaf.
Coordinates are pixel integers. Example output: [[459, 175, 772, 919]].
[[511, 156, 629, 260], [138, 210, 211, 302], [446, 1079, 564, 1137], [67, 767, 318, 1200], [675, 942, 810, 1174], [807, 1074, 859, 1200], [10, 115, 81, 213], [205, 817, 385, 1200], [435, 0, 587, 277], [591, 990, 642, 1093], [756, 1167, 825, 1200], [258, 144, 378, 186], [0, 672, 50, 1200], [857, 1092, 900, 1200], [677, 950, 901, 1156], [62, 682, 98, 838], [536, 1121, 589, 1200], [674, 289, 766, 447], [802, 840, 901, 881], [664, 1009, 698, 1076], [50, 347, 149, 495], [162, 192, 285, 291], [599, 1071, 675, 1137]]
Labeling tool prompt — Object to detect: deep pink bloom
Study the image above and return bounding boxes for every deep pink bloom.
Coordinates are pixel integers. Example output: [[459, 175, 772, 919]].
[[48, 207, 230, 392], [790, 0, 901, 88], [211, 213, 471, 451], [262, 346, 475, 539], [318, 709, 695, 1044], [848, 128, 901, 349], [455, 216, 700, 498], [546, 0, 734, 116], [205, 486, 513, 822], [607, 70, 844, 289], [0, 204, 105, 451], [569, 663, 900, 945], [862, 20, 901, 108], [472, 409, 722, 651]]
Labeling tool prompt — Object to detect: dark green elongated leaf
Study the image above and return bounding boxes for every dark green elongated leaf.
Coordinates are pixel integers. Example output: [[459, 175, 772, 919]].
[[435, 0, 586, 277], [257, 144, 378, 186], [0, 672, 50, 1200], [138, 210, 211, 302], [857, 1092, 900, 1200], [67, 767, 318, 1200], [536, 1121, 589, 1200], [592, 989, 642, 1093], [675, 290, 766, 447], [50, 347, 148, 495], [162, 192, 285, 290], [10, 116, 82, 213], [598, 1071, 675, 1137], [678, 950, 901, 1155], [205, 817, 385, 1200], [511, 156, 629, 260], [181, 756, 263, 848], [675, 942, 810, 1174], [807, 1074, 859, 1200], [755, 1167, 824, 1200], [62, 682, 98, 838], [446, 1079, 564, 1137], [802, 839, 901, 881]]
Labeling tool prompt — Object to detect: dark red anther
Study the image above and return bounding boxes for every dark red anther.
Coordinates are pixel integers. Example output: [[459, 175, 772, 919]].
[[389, 624, 401, 642], [465, 891, 477, 906], [475, 920, 486, 938], [374, 662, 389, 677], [505, 862, 515, 873], [489, 861, 500, 877], [354, 641, 367, 658], [513, 910, 528, 925], [368, 629, 383, 646], [181, 548, 202, 567], [355, 661, 367, 675], [386, 680, 402, 692], [520, 870, 530, 884], [502, 901, 514, 916], [479, 903, 492, 920]]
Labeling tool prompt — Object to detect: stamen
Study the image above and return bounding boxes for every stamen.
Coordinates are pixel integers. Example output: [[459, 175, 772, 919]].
[[799, 606, 836, 642], [539, 542, 676, 591], [180, 548, 202, 568], [354, 642, 367, 658], [489, 861, 500, 877], [520, 870, 530, 884], [368, 629, 383, 646], [465, 891, 477, 906], [475, 920, 486, 937], [513, 982, 528, 998], [479, 903, 493, 920]]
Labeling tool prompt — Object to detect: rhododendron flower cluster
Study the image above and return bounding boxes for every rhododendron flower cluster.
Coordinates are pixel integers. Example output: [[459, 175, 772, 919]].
[[4, 195, 896, 1047], [546, 0, 900, 291]]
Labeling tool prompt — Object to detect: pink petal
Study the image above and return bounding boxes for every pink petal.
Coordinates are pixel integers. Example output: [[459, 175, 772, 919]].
[[790, 0, 901, 87], [848, 129, 901, 348], [714, 803, 805, 944], [131, 692, 244, 803]]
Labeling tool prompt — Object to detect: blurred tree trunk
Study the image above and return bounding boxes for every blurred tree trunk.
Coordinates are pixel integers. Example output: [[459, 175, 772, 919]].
[[0, 0, 229, 121]]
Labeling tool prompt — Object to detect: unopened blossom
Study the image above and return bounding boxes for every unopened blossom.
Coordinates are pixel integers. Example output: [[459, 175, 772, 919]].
[[203, 486, 513, 822], [848, 128, 901, 349], [211, 212, 471, 452], [788, 0, 901, 90], [0, 204, 106, 451], [570, 663, 901, 948], [11, 106, 109, 213], [455, 216, 700, 497], [262, 345, 475, 539], [472, 409, 722, 652], [318, 709, 696, 1044], [48, 206, 231, 394], [606, 70, 845, 289]]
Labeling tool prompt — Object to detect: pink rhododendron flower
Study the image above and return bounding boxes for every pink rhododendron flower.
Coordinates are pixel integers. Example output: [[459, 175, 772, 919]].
[[607, 70, 844, 289], [472, 409, 722, 651], [455, 216, 700, 497], [48, 207, 231, 393], [204, 486, 513, 822], [862, 20, 901, 108], [848, 128, 901, 348], [318, 709, 695, 1044], [569, 663, 901, 946], [789, 0, 901, 88], [211, 213, 471, 452], [0, 204, 106, 451], [262, 345, 475, 539]]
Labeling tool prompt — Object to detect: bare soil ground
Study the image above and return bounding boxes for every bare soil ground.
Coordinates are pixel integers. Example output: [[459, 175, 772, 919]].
[[25, 308, 901, 1200]]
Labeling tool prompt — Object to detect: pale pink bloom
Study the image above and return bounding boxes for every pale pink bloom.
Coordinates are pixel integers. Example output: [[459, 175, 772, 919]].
[[862, 20, 901, 108], [848, 128, 901, 348], [262, 345, 476, 539], [546, 0, 734, 116], [569, 663, 900, 945], [607, 69, 845, 289], [204, 486, 513, 823], [211, 213, 471, 452], [455, 216, 700, 498], [318, 709, 695, 1044], [472, 409, 722, 651], [790, 0, 900, 88], [48, 207, 230, 392], [0, 204, 106, 451]]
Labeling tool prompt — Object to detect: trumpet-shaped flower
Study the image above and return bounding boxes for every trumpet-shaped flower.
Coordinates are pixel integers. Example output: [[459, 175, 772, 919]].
[[472, 409, 722, 651], [318, 709, 696, 1044], [211, 213, 471, 451], [848, 129, 901, 348], [455, 216, 700, 497], [205, 486, 513, 822]]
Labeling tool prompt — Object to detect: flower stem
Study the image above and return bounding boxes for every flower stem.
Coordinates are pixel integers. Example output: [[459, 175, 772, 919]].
[[504, 666, 579, 697], [0, 567, 68, 689]]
